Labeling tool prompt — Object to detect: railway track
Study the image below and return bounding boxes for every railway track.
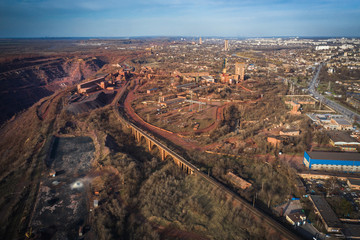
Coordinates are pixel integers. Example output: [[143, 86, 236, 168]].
[[112, 81, 301, 240]]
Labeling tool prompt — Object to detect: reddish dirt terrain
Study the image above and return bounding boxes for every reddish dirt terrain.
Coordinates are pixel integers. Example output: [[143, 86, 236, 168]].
[[125, 82, 263, 152], [125, 86, 245, 152], [125, 87, 202, 150], [177, 104, 226, 135], [0, 56, 107, 124]]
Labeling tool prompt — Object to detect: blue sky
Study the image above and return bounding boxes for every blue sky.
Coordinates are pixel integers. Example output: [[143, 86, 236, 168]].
[[0, 0, 359, 37]]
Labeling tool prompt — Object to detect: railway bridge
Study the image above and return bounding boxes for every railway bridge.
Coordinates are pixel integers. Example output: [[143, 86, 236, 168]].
[[129, 121, 197, 175]]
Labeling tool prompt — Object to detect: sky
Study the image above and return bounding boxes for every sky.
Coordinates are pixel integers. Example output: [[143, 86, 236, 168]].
[[0, 0, 359, 38]]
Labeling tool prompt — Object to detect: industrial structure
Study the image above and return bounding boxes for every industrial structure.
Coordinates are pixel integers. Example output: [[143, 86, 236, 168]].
[[309, 195, 342, 233], [77, 76, 107, 94], [303, 151, 360, 172], [235, 62, 245, 81], [77, 74, 119, 94], [222, 58, 227, 74], [306, 113, 353, 130], [224, 40, 229, 51], [219, 59, 247, 84], [328, 131, 360, 152]]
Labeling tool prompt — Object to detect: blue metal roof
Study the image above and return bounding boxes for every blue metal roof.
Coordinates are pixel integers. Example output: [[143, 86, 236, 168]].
[[303, 151, 360, 169]]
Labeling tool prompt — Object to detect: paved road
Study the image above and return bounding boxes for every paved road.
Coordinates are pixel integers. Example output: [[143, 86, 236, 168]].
[[308, 63, 360, 124]]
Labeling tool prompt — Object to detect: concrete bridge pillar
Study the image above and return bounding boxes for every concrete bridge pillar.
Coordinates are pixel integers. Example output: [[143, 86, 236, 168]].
[[133, 129, 139, 142], [175, 159, 181, 168], [147, 139, 153, 152], [136, 131, 142, 142], [161, 149, 166, 161], [134, 130, 138, 141]]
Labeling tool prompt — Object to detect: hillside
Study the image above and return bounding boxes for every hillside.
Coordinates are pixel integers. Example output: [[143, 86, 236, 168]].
[[0, 56, 107, 124]]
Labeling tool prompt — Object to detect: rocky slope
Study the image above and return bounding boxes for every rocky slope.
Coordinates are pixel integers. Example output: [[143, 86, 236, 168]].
[[0, 56, 107, 124]]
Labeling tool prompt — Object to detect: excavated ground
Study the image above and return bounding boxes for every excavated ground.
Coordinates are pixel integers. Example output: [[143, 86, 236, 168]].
[[31, 137, 95, 240], [66, 90, 116, 115], [0, 56, 107, 124]]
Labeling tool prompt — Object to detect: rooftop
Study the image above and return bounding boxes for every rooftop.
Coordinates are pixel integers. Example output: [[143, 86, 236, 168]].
[[332, 118, 352, 126], [286, 212, 306, 223], [328, 131, 360, 144], [148, 87, 158, 91], [306, 151, 360, 161], [310, 195, 342, 229], [226, 172, 252, 190], [343, 224, 360, 238], [175, 82, 197, 89], [348, 178, 360, 186]]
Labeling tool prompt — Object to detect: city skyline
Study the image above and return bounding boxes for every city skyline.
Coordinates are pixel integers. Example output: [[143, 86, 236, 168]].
[[0, 0, 360, 38]]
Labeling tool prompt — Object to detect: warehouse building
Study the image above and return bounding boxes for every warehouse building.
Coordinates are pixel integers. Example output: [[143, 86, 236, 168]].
[[309, 195, 342, 233], [303, 151, 360, 172], [328, 131, 360, 152]]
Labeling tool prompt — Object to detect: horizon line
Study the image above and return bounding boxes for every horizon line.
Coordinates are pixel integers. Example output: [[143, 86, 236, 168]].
[[1, 35, 360, 40]]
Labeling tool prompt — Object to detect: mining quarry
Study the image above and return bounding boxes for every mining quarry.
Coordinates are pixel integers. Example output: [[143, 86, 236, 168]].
[[0, 55, 107, 124]]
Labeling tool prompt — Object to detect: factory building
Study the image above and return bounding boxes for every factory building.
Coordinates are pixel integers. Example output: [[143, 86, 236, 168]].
[[328, 131, 360, 152], [235, 62, 245, 81], [303, 151, 360, 172], [330, 118, 353, 131], [77, 76, 106, 94]]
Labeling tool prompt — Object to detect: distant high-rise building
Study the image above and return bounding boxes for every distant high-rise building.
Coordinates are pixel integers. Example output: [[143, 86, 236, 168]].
[[224, 40, 229, 51], [199, 37, 202, 45], [235, 62, 245, 81]]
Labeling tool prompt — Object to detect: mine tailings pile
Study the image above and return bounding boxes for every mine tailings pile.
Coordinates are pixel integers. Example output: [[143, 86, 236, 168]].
[[66, 91, 116, 115], [0, 56, 107, 124]]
